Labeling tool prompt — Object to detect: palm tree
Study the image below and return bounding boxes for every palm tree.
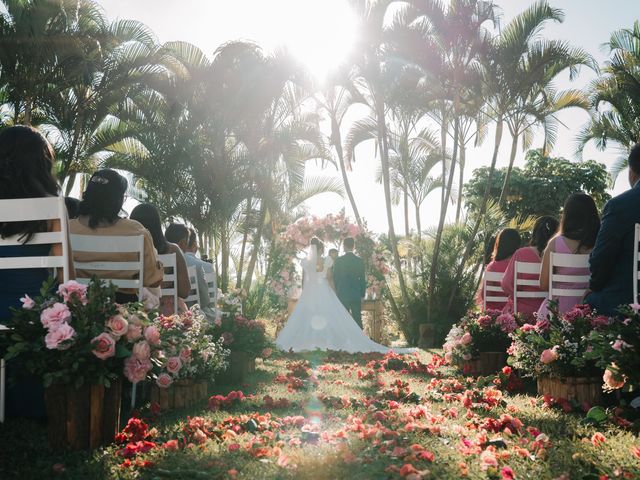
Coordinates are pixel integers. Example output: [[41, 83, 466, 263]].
[[577, 21, 640, 183]]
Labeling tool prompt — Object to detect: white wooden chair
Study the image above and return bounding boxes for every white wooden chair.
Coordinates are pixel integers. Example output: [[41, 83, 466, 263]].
[[70, 234, 145, 301], [548, 252, 590, 304], [634, 224, 640, 303], [204, 271, 217, 305], [185, 266, 200, 306], [482, 270, 508, 310], [157, 253, 178, 313], [513, 261, 547, 313], [69, 234, 145, 410], [0, 196, 71, 423]]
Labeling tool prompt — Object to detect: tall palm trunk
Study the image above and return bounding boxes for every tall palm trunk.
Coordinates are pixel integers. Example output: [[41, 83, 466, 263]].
[[23, 97, 33, 126], [414, 203, 422, 241], [498, 131, 519, 205], [427, 116, 460, 320], [376, 100, 411, 323], [447, 114, 504, 312], [403, 187, 409, 237], [333, 124, 363, 228], [455, 136, 466, 223], [220, 221, 230, 293], [235, 197, 252, 288], [439, 108, 448, 209], [243, 200, 267, 292]]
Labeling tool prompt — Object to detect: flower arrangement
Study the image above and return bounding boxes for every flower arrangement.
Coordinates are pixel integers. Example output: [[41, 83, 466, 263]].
[[443, 310, 521, 365], [152, 308, 228, 389], [216, 288, 245, 317], [207, 313, 270, 357], [586, 303, 640, 391], [509, 303, 609, 379], [3, 278, 157, 388]]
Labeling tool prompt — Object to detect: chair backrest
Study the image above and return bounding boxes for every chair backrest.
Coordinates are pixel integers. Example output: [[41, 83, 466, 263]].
[[157, 253, 178, 312], [513, 261, 546, 313], [185, 266, 200, 305], [0, 197, 70, 283], [70, 234, 144, 300], [204, 271, 216, 305], [482, 270, 507, 310], [634, 224, 640, 303], [548, 252, 590, 300]]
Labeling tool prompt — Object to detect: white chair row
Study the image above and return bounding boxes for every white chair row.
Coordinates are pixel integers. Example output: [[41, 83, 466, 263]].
[[483, 252, 591, 312]]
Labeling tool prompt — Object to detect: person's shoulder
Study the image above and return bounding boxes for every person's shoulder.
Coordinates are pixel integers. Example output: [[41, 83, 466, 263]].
[[118, 218, 149, 234], [608, 186, 640, 209]]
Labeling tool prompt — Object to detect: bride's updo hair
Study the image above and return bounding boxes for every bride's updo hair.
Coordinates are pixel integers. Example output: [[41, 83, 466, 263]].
[[310, 237, 324, 255]]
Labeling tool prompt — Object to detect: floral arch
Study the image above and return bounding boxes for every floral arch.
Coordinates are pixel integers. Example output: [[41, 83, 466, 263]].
[[267, 213, 390, 310]]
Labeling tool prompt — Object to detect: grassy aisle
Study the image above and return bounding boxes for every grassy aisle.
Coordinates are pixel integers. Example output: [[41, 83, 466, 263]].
[[1, 351, 639, 479]]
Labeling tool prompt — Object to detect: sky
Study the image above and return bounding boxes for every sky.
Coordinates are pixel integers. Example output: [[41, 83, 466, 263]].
[[98, 0, 640, 234]]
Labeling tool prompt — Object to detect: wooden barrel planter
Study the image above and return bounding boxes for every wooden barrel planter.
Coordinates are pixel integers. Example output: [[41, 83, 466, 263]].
[[150, 379, 209, 411], [537, 376, 602, 405], [44, 380, 122, 450], [217, 351, 256, 385], [460, 352, 508, 376]]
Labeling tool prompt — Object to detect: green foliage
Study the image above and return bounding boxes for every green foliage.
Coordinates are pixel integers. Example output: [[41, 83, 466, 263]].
[[388, 225, 479, 345], [464, 149, 611, 221]]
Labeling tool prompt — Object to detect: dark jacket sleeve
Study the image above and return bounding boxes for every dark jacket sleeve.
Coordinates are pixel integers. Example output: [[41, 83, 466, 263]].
[[589, 199, 621, 291], [358, 257, 367, 298]]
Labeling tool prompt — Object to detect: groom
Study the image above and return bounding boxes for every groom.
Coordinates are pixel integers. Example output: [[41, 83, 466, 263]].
[[333, 237, 367, 328]]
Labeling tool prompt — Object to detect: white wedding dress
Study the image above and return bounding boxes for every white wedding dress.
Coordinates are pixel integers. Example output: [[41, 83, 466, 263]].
[[276, 245, 410, 353]]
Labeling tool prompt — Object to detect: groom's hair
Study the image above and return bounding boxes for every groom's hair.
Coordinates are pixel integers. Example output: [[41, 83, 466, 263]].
[[343, 237, 355, 250]]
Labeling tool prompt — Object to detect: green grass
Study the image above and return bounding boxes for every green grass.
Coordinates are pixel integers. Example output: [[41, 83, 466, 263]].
[[1, 350, 639, 479]]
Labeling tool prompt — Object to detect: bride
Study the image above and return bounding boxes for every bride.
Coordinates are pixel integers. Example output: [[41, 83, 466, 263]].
[[276, 238, 407, 353]]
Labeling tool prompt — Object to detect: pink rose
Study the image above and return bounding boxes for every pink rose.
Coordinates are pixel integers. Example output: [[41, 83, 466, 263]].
[[520, 323, 536, 332], [535, 317, 550, 332], [124, 356, 152, 384], [57, 280, 87, 304], [107, 314, 128, 338], [92, 332, 116, 360], [591, 315, 610, 328], [540, 347, 559, 364], [444, 352, 453, 363], [603, 367, 625, 390], [144, 326, 161, 346], [611, 337, 632, 352], [20, 294, 35, 310], [40, 302, 71, 329], [132, 341, 151, 360], [477, 315, 493, 328], [166, 356, 182, 375], [156, 373, 173, 388], [179, 348, 191, 363], [44, 322, 75, 350], [261, 348, 273, 359], [126, 324, 143, 342], [460, 332, 472, 345], [496, 313, 517, 333]]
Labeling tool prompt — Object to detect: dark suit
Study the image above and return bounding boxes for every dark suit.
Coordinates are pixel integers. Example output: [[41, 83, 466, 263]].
[[333, 251, 367, 328], [586, 182, 640, 315]]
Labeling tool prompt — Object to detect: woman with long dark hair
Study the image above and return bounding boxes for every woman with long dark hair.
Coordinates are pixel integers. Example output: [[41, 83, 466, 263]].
[[476, 228, 521, 311], [0, 125, 75, 418], [501, 216, 559, 317], [538, 193, 600, 316], [130, 203, 191, 307], [69, 169, 163, 303]]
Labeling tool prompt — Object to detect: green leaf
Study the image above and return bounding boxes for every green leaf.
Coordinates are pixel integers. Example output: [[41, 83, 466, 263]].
[[115, 343, 131, 358], [586, 406, 608, 424]]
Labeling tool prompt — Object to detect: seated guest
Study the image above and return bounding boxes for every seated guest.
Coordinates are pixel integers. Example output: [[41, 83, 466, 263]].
[[130, 203, 191, 312], [69, 169, 163, 303], [0, 125, 75, 417], [501, 216, 559, 317], [587, 144, 640, 315], [186, 228, 217, 305], [476, 228, 521, 310], [64, 196, 81, 219], [166, 224, 214, 309], [538, 193, 600, 318]]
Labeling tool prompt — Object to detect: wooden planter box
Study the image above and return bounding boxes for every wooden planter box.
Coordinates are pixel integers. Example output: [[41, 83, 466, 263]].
[[460, 352, 508, 376], [44, 380, 122, 450], [537, 376, 603, 405], [217, 351, 256, 385], [150, 379, 208, 411]]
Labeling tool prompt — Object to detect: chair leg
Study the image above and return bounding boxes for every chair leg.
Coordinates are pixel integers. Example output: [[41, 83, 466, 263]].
[[1, 357, 5, 423]]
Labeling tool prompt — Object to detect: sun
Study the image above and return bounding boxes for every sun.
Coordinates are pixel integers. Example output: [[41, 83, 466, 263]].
[[272, 0, 359, 81]]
